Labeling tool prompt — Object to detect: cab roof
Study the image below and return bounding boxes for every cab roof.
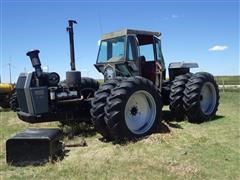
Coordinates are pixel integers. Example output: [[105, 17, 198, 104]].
[[101, 29, 161, 40]]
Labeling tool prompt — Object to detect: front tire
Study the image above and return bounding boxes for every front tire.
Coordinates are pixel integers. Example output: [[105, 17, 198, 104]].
[[105, 77, 162, 141], [90, 80, 120, 140], [183, 72, 220, 123]]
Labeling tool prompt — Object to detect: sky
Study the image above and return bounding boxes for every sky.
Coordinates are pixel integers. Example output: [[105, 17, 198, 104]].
[[0, 0, 239, 83]]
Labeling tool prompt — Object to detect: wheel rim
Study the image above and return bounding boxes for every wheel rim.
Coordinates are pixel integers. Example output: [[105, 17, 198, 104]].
[[200, 82, 217, 115], [124, 90, 156, 135]]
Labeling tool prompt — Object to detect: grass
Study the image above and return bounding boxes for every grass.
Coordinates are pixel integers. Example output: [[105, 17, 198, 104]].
[[215, 76, 240, 85], [98, 76, 240, 86], [0, 92, 240, 180]]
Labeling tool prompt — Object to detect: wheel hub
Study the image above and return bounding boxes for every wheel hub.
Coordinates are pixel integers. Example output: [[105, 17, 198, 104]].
[[200, 82, 217, 115], [124, 90, 156, 135], [130, 106, 138, 116]]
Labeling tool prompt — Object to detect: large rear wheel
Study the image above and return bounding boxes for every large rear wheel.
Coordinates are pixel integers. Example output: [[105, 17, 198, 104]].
[[81, 77, 99, 99], [60, 77, 99, 126], [183, 72, 219, 123], [76, 77, 99, 123], [169, 73, 191, 121], [105, 77, 162, 141]]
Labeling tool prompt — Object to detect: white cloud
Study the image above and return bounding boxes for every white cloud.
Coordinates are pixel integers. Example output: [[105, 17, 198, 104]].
[[208, 45, 228, 51], [162, 14, 181, 21], [171, 14, 178, 18]]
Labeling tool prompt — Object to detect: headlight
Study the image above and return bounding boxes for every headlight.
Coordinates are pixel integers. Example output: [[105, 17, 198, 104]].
[[104, 66, 115, 80]]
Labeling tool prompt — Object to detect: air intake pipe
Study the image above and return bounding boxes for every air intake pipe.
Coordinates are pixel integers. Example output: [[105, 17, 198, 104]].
[[26, 49, 43, 78], [26, 49, 60, 86]]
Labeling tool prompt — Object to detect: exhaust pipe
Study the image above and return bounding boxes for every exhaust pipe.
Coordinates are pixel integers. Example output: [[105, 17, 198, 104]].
[[65, 20, 81, 89], [66, 20, 77, 71]]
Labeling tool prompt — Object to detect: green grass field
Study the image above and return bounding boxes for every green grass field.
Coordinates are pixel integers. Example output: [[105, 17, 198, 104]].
[[215, 76, 240, 85], [0, 92, 239, 180], [98, 76, 240, 85]]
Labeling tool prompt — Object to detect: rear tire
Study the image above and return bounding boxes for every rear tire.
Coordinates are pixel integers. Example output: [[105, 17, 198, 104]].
[[75, 77, 99, 123], [105, 77, 162, 141], [169, 73, 191, 121], [183, 72, 219, 123], [60, 77, 99, 126], [90, 80, 120, 140], [81, 77, 99, 99]]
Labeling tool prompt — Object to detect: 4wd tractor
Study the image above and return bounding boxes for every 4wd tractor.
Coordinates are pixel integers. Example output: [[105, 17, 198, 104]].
[[12, 24, 220, 142], [91, 29, 220, 141], [11, 20, 99, 124]]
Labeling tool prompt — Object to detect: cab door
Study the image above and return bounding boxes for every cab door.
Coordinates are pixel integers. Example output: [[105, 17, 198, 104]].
[[126, 35, 140, 76], [138, 39, 157, 83], [154, 37, 165, 89]]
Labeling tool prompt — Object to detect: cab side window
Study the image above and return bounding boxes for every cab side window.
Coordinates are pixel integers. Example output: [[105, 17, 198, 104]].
[[139, 44, 155, 61], [155, 39, 164, 63]]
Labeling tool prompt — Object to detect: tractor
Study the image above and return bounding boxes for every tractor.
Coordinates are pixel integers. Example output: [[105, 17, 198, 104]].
[[91, 29, 220, 141], [11, 24, 220, 142], [11, 20, 99, 124], [0, 83, 15, 109]]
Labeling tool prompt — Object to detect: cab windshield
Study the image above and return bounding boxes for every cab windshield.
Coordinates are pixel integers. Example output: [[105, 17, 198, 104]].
[[97, 36, 125, 63]]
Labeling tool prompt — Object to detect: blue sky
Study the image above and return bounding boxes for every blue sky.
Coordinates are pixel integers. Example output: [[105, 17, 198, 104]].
[[0, 0, 239, 83]]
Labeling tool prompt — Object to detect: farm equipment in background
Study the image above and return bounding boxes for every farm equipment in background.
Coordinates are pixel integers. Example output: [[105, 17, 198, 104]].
[[0, 83, 15, 109], [91, 29, 220, 141], [11, 20, 99, 123]]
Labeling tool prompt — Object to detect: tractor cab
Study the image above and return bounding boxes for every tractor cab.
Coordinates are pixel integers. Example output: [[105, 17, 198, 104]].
[[95, 29, 166, 87]]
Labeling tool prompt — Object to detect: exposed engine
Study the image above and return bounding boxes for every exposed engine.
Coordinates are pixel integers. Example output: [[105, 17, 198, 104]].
[[15, 20, 97, 123]]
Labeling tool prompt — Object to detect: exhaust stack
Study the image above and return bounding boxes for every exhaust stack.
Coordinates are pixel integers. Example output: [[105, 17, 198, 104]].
[[65, 20, 81, 89], [67, 20, 77, 71]]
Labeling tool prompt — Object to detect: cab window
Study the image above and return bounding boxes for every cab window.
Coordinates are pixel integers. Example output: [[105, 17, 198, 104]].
[[137, 34, 155, 61], [127, 36, 138, 61], [155, 38, 164, 63], [139, 44, 155, 61]]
